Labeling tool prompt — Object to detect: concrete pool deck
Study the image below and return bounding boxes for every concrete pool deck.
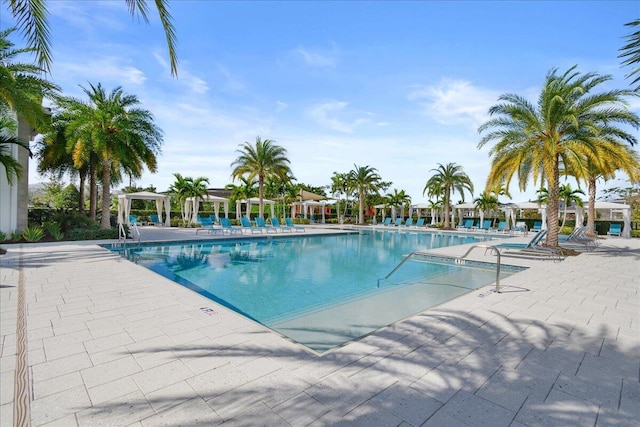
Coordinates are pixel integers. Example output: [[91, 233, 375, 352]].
[[1, 226, 638, 426]]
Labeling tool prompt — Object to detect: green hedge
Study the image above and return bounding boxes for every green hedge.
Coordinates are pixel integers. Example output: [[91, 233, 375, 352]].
[[67, 227, 119, 241]]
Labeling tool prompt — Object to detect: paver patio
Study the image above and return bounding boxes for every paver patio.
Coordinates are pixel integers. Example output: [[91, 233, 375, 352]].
[[1, 227, 638, 426]]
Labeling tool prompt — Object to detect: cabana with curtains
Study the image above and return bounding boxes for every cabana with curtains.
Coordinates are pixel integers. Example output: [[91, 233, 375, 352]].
[[236, 198, 275, 220], [117, 191, 171, 226], [453, 202, 477, 227], [185, 195, 230, 224], [575, 201, 632, 238], [517, 201, 547, 230]]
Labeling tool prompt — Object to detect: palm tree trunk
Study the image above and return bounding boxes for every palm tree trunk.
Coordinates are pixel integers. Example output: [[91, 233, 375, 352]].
[[100, 160, 112, 229], [443, 192, 451, 229], [78, 169, 86, 214], [359, 192, 365, 224], [546, 160, 560, 247], [587, 177, 597, 237], [258, 175, 264, 219], [89, 161, 97, 220]]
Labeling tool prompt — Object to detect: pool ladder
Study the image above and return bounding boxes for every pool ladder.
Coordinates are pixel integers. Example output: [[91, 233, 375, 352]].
[[378, 244, 503, 293], [118, 222, 141, 246]]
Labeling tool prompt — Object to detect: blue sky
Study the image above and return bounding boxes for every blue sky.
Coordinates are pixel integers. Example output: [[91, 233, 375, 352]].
[[2, 1, 639, 203]]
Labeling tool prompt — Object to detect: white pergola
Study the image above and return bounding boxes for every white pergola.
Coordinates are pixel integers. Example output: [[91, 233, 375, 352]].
[[185, 195, 230, 224], [575, 201, 632, 238], [117, 191, 171, 226], [236, 198, 275, 220]]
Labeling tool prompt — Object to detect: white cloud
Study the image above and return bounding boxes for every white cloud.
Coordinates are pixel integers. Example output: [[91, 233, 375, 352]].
[[294, 46, 337, 67], [407, 79, 500, 128], [275, 101, 289, 112], [216, 65, 247, 94], [53, 57, 146, 86], [307, 101, 369, 133]]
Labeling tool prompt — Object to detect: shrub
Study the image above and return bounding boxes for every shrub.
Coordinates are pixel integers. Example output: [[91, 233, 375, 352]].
[[51, 212, 97, 233], [0, 231, 7, 242], [22, 226, 45, 242], [68, 227, 119, 241], [631, 230, 640, 238], [43, 222, 64, 240]]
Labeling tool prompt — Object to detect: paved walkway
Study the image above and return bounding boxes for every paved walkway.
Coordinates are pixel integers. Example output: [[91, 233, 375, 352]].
[[1, 227, 638, 426]]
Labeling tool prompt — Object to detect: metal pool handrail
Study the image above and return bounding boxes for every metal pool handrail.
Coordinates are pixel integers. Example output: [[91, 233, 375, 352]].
[[378, 244, 503, 293]]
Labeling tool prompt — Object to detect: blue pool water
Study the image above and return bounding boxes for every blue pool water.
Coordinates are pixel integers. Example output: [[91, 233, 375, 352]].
[[106, 230, 523, 352]]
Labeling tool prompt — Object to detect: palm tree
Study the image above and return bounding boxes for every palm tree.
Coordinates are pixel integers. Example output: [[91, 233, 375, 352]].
[[347, 164, 384, 224], [1, 28, 59, 184], [230, 137, 292, 219], [558, 184, 585, 229], [473, 191, 499, 224], [225, 177, 258, 218], [386, 189, 411, 220], [619, 19, 640, 91], [59, 83, 162, 229], [5, 1, 178, 76], [478, 66, 639, 246], [423, 163, 474, 229], [330, 172, 349, 222], [168, 173, 209, 222], [0, 115, 31, 184]]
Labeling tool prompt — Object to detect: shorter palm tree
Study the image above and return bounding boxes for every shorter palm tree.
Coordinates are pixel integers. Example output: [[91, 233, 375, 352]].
[[474, 191, 499, 224], [168, 173, 209, 222], [0, 115, 31, 184], [231, 137, 292, 219], [423, 163, 474, 229], [348, 164, 385, 224]]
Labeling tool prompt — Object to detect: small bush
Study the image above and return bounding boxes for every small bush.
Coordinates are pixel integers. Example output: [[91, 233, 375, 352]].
[[43, 222, 64, 240], [52, 212, 97, 233], [631, 230, 640, 238], [0, 231, 7, 242], [68, 227, 119, 241], [22, 226, 45, 242]]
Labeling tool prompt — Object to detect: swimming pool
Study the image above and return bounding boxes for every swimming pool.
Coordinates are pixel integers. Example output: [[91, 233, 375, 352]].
[[106, 230, 524, 352]]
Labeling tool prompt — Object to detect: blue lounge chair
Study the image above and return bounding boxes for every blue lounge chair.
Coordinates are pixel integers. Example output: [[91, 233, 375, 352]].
[[478, 219, 493, 232], [285, 218, 305, 232], [196, 216, 224, 235], [240, 216, 262, 234], [414, 218, 425, 228], [270, 217, 293, 232], [457, 219, 474, 231], [220, 217, 242, 235], [532, 221, 542, 232], [149, 214, 162, 226], [129, 214, 138, 225], [403, 217, 414, 227], [256, 217, 278, 233], [493, 221, 508, 233], [493, 230, 562, 260], [607, 223, 622, 237], [379, 218, 392, 226], [393, 218, 404, 226]]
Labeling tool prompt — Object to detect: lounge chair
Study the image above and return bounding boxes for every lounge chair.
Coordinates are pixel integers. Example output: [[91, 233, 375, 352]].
[[379, 218, 392, 227], [393, 218, 404, 226], [220, 217, 242, 235], [456, 219, 475, 231], [256, 217, 278, 233], [413, 218, 425, 228], [403, 218, 414, 227], [196, 216, 224, 235], [492, 221, 508, 233], [240, 216, 263, 234], [561, 226, 599, 251], [493, 230, 562, 260], [478, 219, 493, 232], [129, 214, 139, 225], [532, 221, 542, 232], [270, 217, 293, 232], [285, 218, 305, 232], [149, 214, 162, 226], [607, 223, 622, 237]]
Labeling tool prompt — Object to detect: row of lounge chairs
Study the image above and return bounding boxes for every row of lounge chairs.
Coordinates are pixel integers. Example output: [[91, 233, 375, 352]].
[[378, 217, 429, 228], [196, 216, 305, 235]]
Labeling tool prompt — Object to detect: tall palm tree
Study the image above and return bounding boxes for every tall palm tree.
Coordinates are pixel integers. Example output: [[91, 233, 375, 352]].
[[5, 0, 179, 76], [231, 137, 292, 219], [347, 164, 384, 224], [423, 162, 474, 229], [478, 66, 639, 246], [0, 115, 30, 184], [330, 171, 349, 222], [1, 27, 59, 184], [619, 19, 640, 91], [59, 83, 162, 229]]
